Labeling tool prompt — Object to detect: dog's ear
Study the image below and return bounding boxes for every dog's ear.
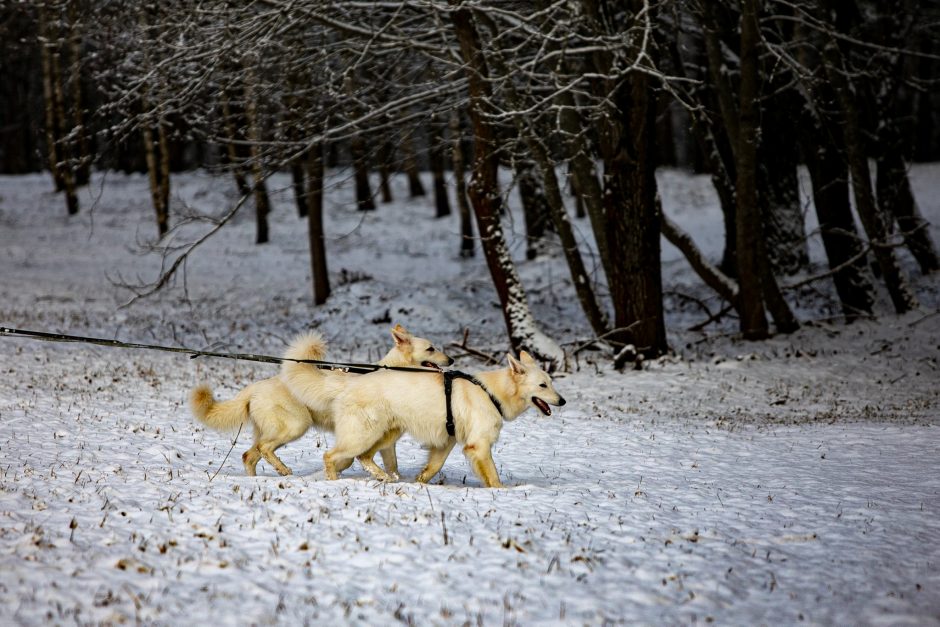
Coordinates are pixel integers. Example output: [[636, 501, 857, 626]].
[[391, 324, 412, 347], [507, 353, 527, 375], [519, 350, 537, 367]]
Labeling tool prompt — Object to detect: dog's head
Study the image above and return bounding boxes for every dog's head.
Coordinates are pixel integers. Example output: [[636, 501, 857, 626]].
[[391, 324, 454, 370], [508, 350, 566, 416]]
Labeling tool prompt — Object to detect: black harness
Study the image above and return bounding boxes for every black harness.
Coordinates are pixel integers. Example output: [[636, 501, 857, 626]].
[[443, 370, 505, 437]]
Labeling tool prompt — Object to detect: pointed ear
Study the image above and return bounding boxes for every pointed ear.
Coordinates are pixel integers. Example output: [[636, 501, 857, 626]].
[[391, 324, 412, 347], [507, 353, 527, 375], [519, 350, 537, 366]]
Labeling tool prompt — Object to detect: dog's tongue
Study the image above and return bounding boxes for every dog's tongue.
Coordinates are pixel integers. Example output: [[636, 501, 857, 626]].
[[422, 361, 443, 371], [533, 397, 552, 416]]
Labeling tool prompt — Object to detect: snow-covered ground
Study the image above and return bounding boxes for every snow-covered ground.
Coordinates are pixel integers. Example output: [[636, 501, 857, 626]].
[[1, 165, 938, 624]]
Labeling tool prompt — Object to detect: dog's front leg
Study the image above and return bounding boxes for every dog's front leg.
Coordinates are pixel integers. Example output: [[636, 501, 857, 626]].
[[416, 438, 457, 484], [464, 442, 503, 488]]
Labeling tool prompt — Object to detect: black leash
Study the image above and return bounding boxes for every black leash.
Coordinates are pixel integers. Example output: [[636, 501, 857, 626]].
[[0, 326, 437, 375], [443, 370, 505, 437]]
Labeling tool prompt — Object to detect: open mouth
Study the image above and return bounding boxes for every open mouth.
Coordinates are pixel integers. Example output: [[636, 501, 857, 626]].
[[421, 361, 443, 371], [532, 397, 552, 416]]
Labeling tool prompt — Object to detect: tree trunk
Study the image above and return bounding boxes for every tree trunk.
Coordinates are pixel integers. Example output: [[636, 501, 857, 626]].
[[291, 157, 308, 218], [875, 133, 939, 274], [242, 67, 271, 244], [824, 41, 918, 313], [67, 1, 90, 186], [306, 142, 330, 305], [220, 98, 253, 198], [402, 131, 426, 198], [39, 5, 78, 215], [428, 119, 451, 218], [517, 160, 550, 260], [556, 87, 612, 282], [377, 141, 394, 203], [350, 135, 376, 211], [450, 111, 475, 258], [759, 101, 809, 275], [579, 0, 667, 357], [450, 5, 564, 367], [735, 0, 770, 339], [803, 133, 875, 320]]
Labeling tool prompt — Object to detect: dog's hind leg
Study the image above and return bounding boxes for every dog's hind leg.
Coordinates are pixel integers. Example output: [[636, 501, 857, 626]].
[[358, 429, 403, 481], [464, 442, 503, 488], [242, 445, 262, 476], [416, 437, 457, 484], [258, 441, 293, 476]]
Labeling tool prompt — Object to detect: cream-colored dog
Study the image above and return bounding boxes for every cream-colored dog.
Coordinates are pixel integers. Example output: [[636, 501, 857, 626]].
[[190, 325, 452, 476], [325, 351, 565, 487]]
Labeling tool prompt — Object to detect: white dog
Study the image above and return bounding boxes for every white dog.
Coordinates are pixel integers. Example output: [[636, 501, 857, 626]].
[[325, 351, 565, 487], [190, 325, 451, 476]]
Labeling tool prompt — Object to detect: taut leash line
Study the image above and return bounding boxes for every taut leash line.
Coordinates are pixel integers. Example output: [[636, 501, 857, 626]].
[[0, 326, 437, 374]]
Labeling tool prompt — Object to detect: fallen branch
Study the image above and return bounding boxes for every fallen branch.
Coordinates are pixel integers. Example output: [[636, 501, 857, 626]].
[[447, 328, 501, 365]]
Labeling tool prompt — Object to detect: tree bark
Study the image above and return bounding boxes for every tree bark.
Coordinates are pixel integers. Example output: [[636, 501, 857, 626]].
[[875, 131, 939, 274], [450, 111, 475, 258], [581, 0, 668, 357], [306, 142, 330, 305], [377, 141, 394, 203], [428, 118, 451, 218], [824, 41, 918, 313], [350, 135, 375, 211], [402, 130, 426, 198], [450, 5, 564, 366], [735, 0, 770, 339], [516, 160, 550, 260], [803, 131, 875, 320], [39, 4, 78, 215], [242, 65, 271, 244]]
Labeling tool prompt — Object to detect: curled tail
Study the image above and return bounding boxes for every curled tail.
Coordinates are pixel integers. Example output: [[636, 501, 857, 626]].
[[280, 331, 337, 413], [190, 384, 251, 432]]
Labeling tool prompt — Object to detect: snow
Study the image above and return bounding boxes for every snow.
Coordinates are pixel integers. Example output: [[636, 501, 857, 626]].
[[1, 165, 939, 624]]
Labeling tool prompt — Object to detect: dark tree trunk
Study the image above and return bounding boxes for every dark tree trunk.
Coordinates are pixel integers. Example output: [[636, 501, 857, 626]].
[[402, 131, 426, 198], [450, 111, 475, 258], [824, 41, 917, 313], [291, 157, 308, 218], [735, 0, 770, 339], [220, 98, 253, 199], [875, 128, 939, 274], [581, 0, 667, 357], [517, 160, 550, 260], [759, 99, 809, 276], [306, 142, 330, 305], [803, 132, 875, 320], [377, 141, 394, 203], [39, 4, 78, 215], [428, 119, 451, 218], [557, 87, 612, 281], [350, 135, 375, 211]]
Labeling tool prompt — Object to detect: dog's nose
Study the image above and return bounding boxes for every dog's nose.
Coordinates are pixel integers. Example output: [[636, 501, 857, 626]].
[[557, 395, 566, 406], [446, 356, 455, 366]]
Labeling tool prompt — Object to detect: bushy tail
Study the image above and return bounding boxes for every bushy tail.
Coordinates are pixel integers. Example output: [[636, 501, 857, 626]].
[[189, 384, 250, 432], [280, 331, 336, 413]]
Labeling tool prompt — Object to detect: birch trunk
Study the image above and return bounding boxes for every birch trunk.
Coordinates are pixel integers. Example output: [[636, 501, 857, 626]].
[[450, 5, 564, 367]]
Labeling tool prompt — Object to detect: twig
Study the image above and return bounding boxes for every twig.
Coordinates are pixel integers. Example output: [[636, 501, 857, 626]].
[[447, 328, 501, 365], [688, 303, 736, 332], [909, 310, 940, 328], [570, 320, 649, 355], [209, 423, 243, 482]]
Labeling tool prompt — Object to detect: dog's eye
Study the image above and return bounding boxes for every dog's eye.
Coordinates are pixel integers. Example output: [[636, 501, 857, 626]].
[[427, 346, 435, 352], [539, 383, 547, 388]]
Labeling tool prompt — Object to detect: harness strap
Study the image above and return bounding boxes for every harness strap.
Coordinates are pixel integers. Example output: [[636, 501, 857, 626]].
[[443, 370, 504, 437]]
